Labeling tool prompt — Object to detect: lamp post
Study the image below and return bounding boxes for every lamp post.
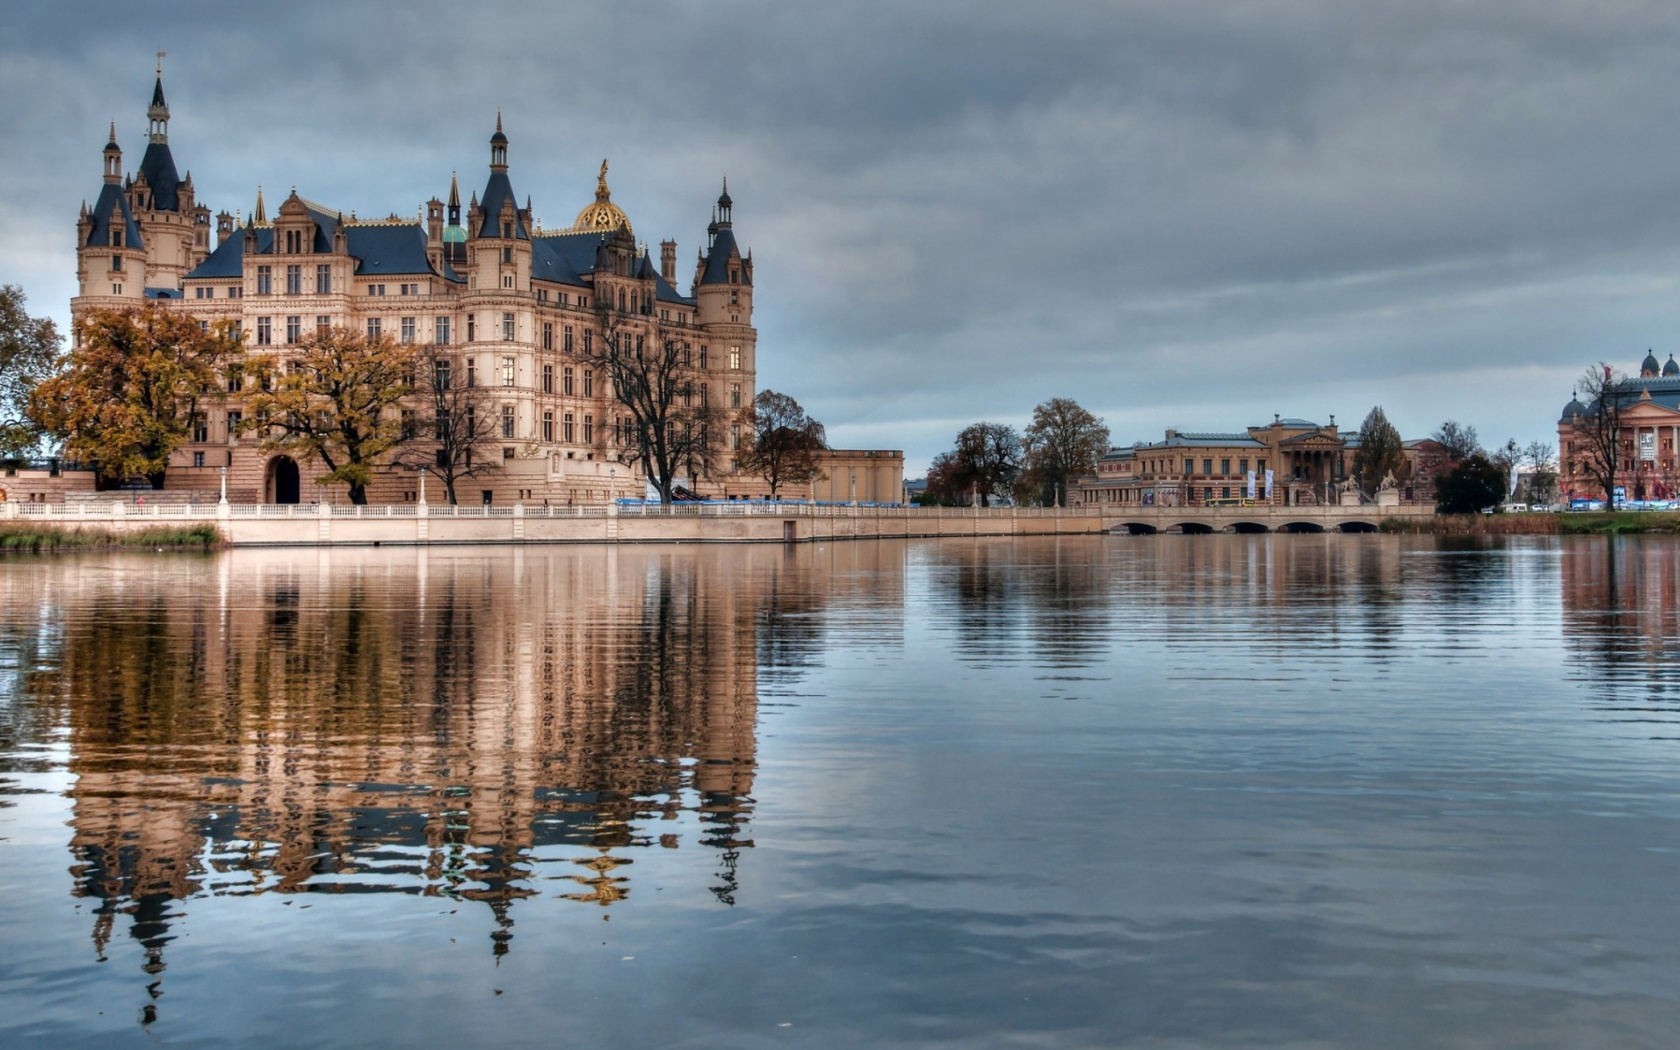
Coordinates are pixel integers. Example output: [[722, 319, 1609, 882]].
[[218, 465, 227, 505], [417, 465, 427, 505]]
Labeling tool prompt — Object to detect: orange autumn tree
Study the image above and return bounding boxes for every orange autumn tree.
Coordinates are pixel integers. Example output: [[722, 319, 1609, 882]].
[[242, 327, 417, 505], [30, 305, 236, 488]]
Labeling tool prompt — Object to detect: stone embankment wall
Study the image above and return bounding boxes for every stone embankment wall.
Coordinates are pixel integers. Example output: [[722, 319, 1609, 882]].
[[0, 500, 1436, 546], [0, 502, 1106, 546]]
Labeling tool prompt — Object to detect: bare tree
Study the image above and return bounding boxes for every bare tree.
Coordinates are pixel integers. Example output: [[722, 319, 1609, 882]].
[[738, 389, 825, 498], [1490, 438, 1522, 499], [394, 345, 500, 504], [1431, 420, 1481, 462], [1020, 397, 1109, 506], [1567, 363, 1636, 506], [948, 421, 1022, 507], [1523, 439, 1558, 505], [599, 320, 720, 502]]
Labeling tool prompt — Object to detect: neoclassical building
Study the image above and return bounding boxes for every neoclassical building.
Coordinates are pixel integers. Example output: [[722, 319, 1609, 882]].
[[1074, 415, 1446, 507], [74, 69, 761, 503], [1558, 351, 1680, 504]]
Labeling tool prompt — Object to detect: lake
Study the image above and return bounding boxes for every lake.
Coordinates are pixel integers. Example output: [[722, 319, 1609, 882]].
[[2, 535, 1678, 1048]]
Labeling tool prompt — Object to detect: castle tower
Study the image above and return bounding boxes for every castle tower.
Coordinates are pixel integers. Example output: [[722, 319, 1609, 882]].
[[471, 116, 530, 294], [74, 124, 148, 306], [692, 178, 756, 451]]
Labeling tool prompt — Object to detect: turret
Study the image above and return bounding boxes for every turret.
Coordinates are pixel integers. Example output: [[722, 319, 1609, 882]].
[[103, 124, 121, 183], [694, 178, 752, 325], [473, 116, 529, 291], [216, 210, 234, 247], [660, 239, 677, 283], [147, 55, 170, 144], [426, 197, 445, 272]]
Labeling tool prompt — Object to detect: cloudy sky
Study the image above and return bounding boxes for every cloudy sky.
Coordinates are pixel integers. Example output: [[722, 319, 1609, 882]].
[[6, 1, 1680, 473]]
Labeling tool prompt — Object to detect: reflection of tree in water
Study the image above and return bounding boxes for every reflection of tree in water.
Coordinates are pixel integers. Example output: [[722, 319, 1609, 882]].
[[933, 539, 1114, 669], [7, 547, 765, 1024]]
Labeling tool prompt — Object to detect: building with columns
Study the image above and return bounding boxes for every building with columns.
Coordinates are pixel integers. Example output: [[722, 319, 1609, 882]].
[[73, 69, 764, 504], [1559, 351, 1680, 504], [1075, 415, 1444, 508]]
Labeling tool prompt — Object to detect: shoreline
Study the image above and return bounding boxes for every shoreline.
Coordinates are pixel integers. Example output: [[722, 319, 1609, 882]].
[[1380, 512, 1680, 535], [0, 523, 223, 552]]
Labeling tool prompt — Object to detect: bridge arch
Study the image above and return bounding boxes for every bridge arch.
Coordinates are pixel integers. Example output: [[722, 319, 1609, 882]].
[[1279, 520, 1326, 533], [1337, 520, 1379, 533], [1171, 521, 1216, 535], [1113, 522, 1158, 535], [1229, 521, 1270, 534]]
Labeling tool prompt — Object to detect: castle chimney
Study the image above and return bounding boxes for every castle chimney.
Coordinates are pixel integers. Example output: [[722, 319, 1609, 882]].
[[660, 239, 677, 283]]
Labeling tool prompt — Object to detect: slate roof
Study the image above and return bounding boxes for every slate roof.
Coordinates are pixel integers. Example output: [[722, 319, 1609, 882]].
[[87, 183, 143, 250], [137, 142, 181, 213], [1139, 432, 1265, 450], [531, 231, 695, 304], [184, 215, 463, 283], [698, 226, 747, 286], [477, 170, 527, 239]]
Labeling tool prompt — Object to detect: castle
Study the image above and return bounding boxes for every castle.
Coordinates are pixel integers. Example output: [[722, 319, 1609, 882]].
[[73, 66, 760, 504]]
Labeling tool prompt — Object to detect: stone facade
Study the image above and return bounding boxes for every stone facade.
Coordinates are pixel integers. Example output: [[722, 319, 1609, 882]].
[[74, 72, 758, 504]]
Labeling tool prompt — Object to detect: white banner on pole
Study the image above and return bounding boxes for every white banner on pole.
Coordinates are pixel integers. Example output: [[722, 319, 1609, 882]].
[[1264, 469, 1275, 499], [1246, 470, 1257, 500]]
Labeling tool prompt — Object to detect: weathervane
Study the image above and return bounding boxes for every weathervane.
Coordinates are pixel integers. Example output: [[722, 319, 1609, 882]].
[[156, 50, 166, 76]]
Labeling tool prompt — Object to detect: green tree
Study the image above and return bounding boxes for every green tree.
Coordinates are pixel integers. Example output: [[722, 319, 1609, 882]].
[[29, 304, 235, 488], [1020, 397, 1109, 506], [1351, 405, 1407, 491], [242, 327, 417, 505], [1436, 453, 1506, 514], [738, 390, 825, 498], [0, 286, 61, 458]]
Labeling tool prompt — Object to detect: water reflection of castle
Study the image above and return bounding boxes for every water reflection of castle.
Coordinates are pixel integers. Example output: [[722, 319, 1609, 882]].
[[25, 545, 868, 986]]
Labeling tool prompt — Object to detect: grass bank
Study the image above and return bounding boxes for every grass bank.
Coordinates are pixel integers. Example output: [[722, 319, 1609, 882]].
[[1381, 512, 1680, 536], [0, 522, 223, 552]]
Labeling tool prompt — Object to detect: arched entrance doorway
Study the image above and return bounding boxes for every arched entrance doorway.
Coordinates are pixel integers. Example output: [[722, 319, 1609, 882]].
[[267, 456, 301, 504]]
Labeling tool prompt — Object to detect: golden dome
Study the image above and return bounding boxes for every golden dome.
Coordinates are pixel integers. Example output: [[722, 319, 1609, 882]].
[[572, 159, 631, 234]]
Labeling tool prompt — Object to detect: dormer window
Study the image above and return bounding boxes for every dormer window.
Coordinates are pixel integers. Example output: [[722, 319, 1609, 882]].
[[730, 269, 738, 284], [502, 221, 512, 239], [112, 229, 123, 248]]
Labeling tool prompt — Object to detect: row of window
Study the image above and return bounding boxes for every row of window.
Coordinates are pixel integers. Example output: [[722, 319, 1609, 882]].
[[242, 312, 744, 364], [1135, 457, 1269, 477]]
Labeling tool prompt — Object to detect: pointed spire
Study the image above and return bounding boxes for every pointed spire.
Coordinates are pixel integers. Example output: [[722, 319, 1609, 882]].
[[148, 51, 170, 144], [448, 170, 461, 208], [254, 184, 266, 224]]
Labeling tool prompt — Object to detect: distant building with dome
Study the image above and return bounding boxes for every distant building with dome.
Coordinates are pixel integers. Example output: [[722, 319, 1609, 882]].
[[71, 68, 780, 504], [1559, 351, 1680, 504]]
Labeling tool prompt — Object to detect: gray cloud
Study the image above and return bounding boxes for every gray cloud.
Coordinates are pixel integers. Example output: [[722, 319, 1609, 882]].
[[6, 1, 1680, 471]]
